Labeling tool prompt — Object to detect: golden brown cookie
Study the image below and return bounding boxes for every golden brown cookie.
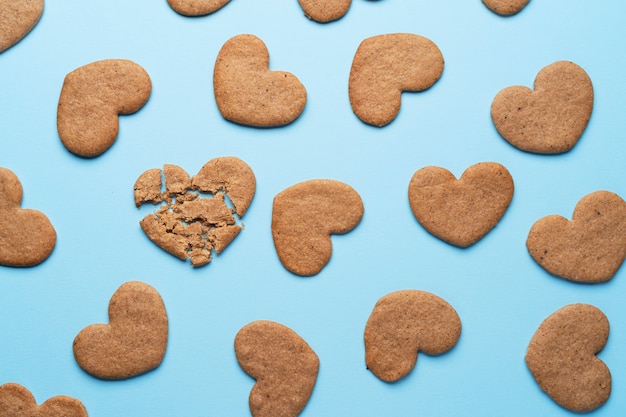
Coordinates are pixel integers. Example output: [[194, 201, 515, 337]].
[[364, 290, 461, 382], [235, 320, 319, 417], [0, 383, 88, 417], [482, 0, 530, 15], [73, 281, 168, 379], [527, 190, 626, 283], [408, 162, 514, 247], [271, 179, 363, 276], [298, 0, 351, 23], [136, 157, 256, 267], [0, 0, 44, 53], [57, 59, 152, 157], [526, 304, 611, 412], [491, 61, 593, 153], [0, 167, 56, 267], [349, 33, 444, 127], [214, 34, 307, 127], [167, 0, 230, 16]]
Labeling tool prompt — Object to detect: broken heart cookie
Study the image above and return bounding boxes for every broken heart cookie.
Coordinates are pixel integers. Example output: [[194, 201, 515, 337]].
[[482, 0, 530, 15], [271, 179, 363, 276], [214, 34, 307, 127], [136, 157, 256, 267], [491, 61, 593, 153], [73, 281, 168, 379], [349, 33, 444, 127], [525, 304, 611, 412], [57, 59, 152, 157], [0, 0, 44, 53], [235, 320, 319, 417], [408, 162, 514, 247], [0, 383, 88, 417], [364, 290, 461, 382], [527, 190, 626, 283], [167, 0, 230, 16], [0, 167, 56, 267], [298, 0, 351, 23]]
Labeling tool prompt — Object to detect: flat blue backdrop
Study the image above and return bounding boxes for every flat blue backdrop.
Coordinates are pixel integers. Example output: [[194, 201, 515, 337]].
[[1, 1, 625, 416]]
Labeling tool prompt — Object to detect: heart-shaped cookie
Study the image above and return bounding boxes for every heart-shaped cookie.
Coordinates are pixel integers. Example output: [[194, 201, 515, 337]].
[[57, 59, 152, 157], [73, 281, 168, 379], [213, 34, 307, 127], [135, 157, 256, 267], [525, 304, 611, 412], [0, 383, 88, 417], [0, 167, 56, 267], [0, 0, 44, 53], [526, 190, 626, 283], [491, 60, 593, 153], [167, 0, 230, 16], [482, 0, 530, 16], [235, 320, 319, 417], [298, 0, 351, 23], [364, 290, 462, 382], [408, 162, 514, 247], [271, 179, 363, 276], [349, 33, 444, 127]]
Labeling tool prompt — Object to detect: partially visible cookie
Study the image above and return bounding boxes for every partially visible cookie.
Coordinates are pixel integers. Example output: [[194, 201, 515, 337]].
[[0, 0, 44, 53], [167, 0, 230, 16], [408, 162, 514, 247], [73, 281, 168, 379], [57, 59, 152, 157], [526, 190, 626, 283], [0, 383, 88, 417], [298, 0, 351, 23], [364, 290, 461, 382], [491, 61, 593, 153], [525, 304, 611, 412], [235, 320, 319, 417], [214, 34, 307, 127], [349, 33, 444, 127], [482, 0, 530, 15], [272, 179, 363, 276], [0, 167, 56, 267]]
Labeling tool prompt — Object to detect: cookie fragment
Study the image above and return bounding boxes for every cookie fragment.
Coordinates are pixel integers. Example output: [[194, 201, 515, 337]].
[[0, 167, 56, 267], [482, 0, 530, 15], [235, 320, 319, 417], [0, 383, 88, 417], [73, 281, 169, 379], [526, 190, 626, 283], [364, 290, 461, 382], [0, 0, 44, 53], [349, 33, 444, 127], [298, 0, 351, 23], [167, 0, 230, 16], [525, 304, 611, 412]]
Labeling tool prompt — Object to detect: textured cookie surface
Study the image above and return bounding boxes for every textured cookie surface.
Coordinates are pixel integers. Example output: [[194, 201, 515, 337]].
[[272, 179, 363, 276], [349, 33, 444, 127], [0, 167, 56, 267], [0, 383, 88, 417], [364, 290, 461, 382], [408, 162, 514, 247], [73, 281, 168, 379], [527, 190, 626, 283], [0, 0, 44, 52], [298, 0, 351, 22], [491, 61, 593, 153], [136, 157, 255, 267], [57, 59, 152, 157], [167, 0, 230, 16], [214, 34, 307, 127], [526, 304, 611, 412], [482, 0, 530, 15], [235, 320, 319, 417]]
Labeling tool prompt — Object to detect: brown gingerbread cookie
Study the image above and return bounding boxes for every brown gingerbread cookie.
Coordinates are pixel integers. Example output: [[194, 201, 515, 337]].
[[408, 162, 514, 247], [73, 281, 168, 379], [271, 179, 363, 276], [57, 59, 152, 157], [526, 190, 626, 283], [167, 0, 230, 16], [214, 34, 307, 127], [0, 383, 88, 417], [235, 320, 319, 417], [0, 167, 56, 267], [482, 0, 530, 15], [349, 33, 444, 127], [0, 0, 44, 53], [526, 304, 611, 412], [491, 61, 593, 153], [298, 0, 351, 23]]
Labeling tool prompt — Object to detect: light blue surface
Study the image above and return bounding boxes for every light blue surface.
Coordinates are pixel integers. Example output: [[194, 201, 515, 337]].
[[1, 1, 625, 416]]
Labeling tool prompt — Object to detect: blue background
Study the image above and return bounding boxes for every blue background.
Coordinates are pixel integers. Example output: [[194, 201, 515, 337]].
[[1, 1, 625, 416]]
